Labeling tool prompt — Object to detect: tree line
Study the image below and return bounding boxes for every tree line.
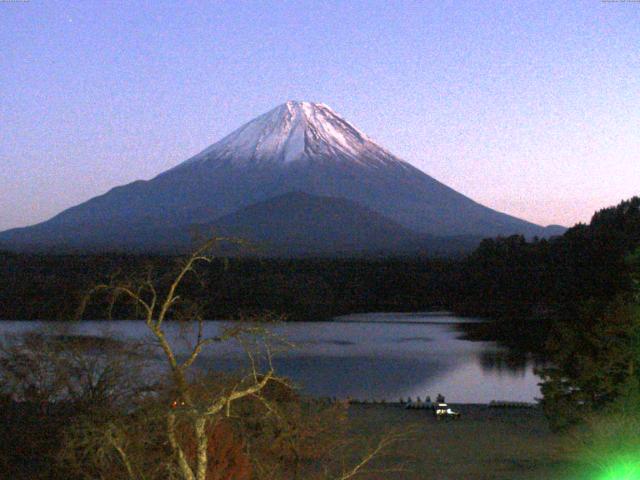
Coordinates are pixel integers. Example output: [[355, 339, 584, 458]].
[[456, 197, 640, 438], [0, 253, 457, 322]]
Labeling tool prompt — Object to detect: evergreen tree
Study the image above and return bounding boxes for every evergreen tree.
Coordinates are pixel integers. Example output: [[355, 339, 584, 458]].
[[539, 247, 640, 430]]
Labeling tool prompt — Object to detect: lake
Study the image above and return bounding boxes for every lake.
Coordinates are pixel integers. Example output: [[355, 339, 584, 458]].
[[0, 312, 542, 403]]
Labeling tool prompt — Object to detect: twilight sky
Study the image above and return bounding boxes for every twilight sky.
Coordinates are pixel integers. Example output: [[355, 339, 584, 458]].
[[1, 0, 638, 231]]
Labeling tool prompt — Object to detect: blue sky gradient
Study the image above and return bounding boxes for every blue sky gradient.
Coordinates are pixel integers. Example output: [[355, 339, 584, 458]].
[[1, 0, 639, 230]]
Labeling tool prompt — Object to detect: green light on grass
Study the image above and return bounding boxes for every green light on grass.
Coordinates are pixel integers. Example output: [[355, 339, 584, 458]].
[[597, 458, 640, 480]]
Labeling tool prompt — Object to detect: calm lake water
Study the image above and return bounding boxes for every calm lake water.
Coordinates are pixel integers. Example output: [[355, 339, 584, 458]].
[[0, 312, 542, 403]]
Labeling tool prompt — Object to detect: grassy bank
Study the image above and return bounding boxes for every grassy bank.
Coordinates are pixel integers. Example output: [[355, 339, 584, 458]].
[[347, 403, 575, 479]]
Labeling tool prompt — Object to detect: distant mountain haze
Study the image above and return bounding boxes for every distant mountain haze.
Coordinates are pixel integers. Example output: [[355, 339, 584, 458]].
[[0, 101, 564, 254]]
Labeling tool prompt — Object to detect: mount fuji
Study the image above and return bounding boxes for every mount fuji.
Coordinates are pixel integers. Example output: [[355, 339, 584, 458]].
[[0, 101, 564, 254]]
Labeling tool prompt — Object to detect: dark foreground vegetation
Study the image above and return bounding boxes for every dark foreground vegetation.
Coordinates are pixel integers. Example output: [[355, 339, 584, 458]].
[[1, 197, 639, 478]]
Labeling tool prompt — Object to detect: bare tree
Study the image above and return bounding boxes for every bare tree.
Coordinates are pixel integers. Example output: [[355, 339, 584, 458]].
[[67, 238, 408, 480], [72, 239, 277, 480], [0, 329, 150, 480]]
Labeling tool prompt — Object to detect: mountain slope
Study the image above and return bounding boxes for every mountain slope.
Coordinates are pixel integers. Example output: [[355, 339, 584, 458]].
[[0, 101, 563, 253], [211, 191, 421, 252], [198, 192, 479, 256]]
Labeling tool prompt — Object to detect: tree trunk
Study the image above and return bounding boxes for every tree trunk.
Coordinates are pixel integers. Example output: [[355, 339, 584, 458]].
[[167, 412, 195, 480], [194, 416, 209, 480]]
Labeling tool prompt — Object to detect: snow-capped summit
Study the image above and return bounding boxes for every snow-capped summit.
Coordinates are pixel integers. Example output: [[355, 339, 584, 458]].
[[0, 101, 564, 253], [180, 101, 403, 169]]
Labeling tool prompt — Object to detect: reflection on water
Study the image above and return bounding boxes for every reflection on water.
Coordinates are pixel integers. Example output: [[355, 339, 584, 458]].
[[296, 339, 356, 346], [0, 312, 542, 403], [479, 350, 530, 376], [478, 350, 548, 379], [395, 336, 433, 343]]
